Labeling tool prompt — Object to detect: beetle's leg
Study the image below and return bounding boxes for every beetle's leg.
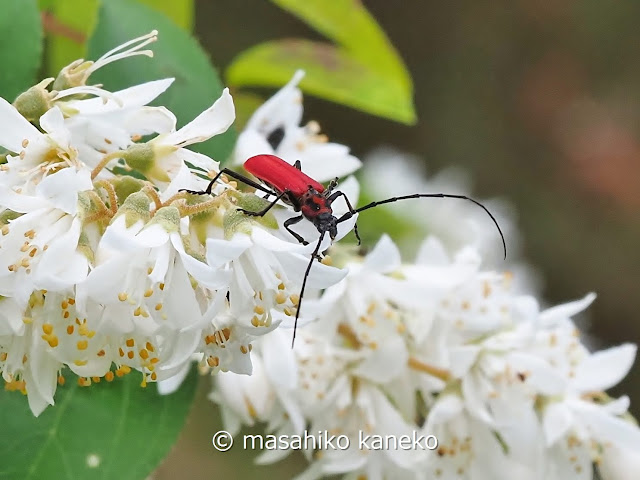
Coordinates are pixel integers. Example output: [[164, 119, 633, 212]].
[[283, 215, 308, 245], [293, 160, 302, 170], [239, 190, 288, 217], [327, 190, 361, 245], [180, 168, 276, 196]]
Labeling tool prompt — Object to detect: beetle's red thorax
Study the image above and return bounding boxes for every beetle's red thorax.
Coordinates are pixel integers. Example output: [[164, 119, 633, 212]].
[[244, 154, 325, 197], [300, 191, 332, 219]]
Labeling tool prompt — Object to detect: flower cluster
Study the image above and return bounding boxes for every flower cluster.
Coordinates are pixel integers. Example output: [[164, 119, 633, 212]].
[[211, 235, 640, 479], [2, 28, 639, 480], [0, 32, 356, 415]]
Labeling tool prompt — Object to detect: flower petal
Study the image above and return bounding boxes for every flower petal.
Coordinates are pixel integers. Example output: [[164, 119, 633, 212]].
[[161, 88, 235, 147]]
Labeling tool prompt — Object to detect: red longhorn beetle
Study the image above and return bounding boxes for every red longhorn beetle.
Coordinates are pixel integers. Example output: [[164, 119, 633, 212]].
[[182, 154, 506, 347]]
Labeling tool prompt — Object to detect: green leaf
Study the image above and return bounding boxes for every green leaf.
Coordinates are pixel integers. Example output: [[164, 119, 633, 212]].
[[227, 0, 415, 124], [0, 367, 198, 480], [233, 91, 266, 130], [0, 0, 43, 101], [43, 0, 193, 76], [88, 0, 236, 163], [271, 0, 410, 86], [44, 0, 98, 76], [138, 0, 193, 30], [227, 39, 415, 125]]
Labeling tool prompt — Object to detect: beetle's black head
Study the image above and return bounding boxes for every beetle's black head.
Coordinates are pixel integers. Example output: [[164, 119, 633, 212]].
[[313, 212, 338, 240]]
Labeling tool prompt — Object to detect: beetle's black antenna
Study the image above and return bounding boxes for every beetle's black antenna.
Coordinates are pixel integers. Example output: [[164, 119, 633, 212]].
[[291, 231, 326, 348], [335, 193, 507, 259]]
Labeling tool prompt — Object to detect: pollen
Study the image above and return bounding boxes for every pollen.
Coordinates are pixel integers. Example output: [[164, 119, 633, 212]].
[[105, 371, 115, 382], [159, 283, 165, 290], [97, 349, 105, 357], [118, 292, 128, 302], [29, 247, 38, 257], [146, 342, 155, 352], [24, 229, 36, 239], [63, 311, 70, 319], [276, 292, 287, 304], [78, 377, 91, 387], [289, 294, 300, 306], [1, 225, 9, 235], [126, 338, 135, 347], [127, 351, 134, 359], [253, 305, 265, 315], [74, 359, 88, 366], [133, 306, 142, 316], [139, 349, 149, 360], [278, 282, 286, 290], [77, 340, 88, 350], [42, 323, 53, 335], [240, 345, 248, 354], [21, 139, 29, 148], [119, 347, 125, 357], [61, 300, 69, 309], [221, 328, 231, 341], [321, 256, 332, 266], [144, 288, 153, 297], [150, 372, 157, 381], [155, 303, 162, 311], [57, 375, 65, 386]]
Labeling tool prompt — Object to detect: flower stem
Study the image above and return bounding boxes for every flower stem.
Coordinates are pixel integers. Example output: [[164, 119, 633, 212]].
[[94, 180, 118, 216], [91, 151, 125, 180], [408, 357, 451, 382], [337, 323, 362, 348], [143, 184, 162, 212]]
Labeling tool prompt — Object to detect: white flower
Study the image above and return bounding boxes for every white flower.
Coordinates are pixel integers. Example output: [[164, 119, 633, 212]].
[[62, 78, 177, 171], [110, 88, 235, 187], [0, 101, 86, 194], [208, 235, 640, 479], [361, 147, 540, 292], [233, 70, 361, 182]]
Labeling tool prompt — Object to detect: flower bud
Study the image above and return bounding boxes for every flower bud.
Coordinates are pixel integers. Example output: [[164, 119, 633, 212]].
[[148, 206, 180, 233], [13, 79, 55, 122], [114, 191, 151, 227], [122, 143, 173, 183]]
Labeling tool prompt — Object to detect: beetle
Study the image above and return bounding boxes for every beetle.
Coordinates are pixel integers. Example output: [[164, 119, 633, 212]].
[[181, 154, 506, 347]]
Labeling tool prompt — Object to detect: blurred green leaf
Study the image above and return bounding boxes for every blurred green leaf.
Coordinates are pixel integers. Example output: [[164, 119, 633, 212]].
[[227, 0, 415, 124], [233, 91, 265, 130], [44, 0, 98, 76], [0, 367, 198, 480], [228, 39, 415, 125], [87, 0, 236, 163], [138, 0, 193, 30], [43, 0, 193, 82], [271, 0, 410, 85], [0, 0, 43, 101]]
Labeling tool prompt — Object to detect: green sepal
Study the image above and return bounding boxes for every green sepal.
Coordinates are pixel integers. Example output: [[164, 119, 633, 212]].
[[114, 191, 151, 228], [112, 176, 145, 205], [147, 206, 180, 233]]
